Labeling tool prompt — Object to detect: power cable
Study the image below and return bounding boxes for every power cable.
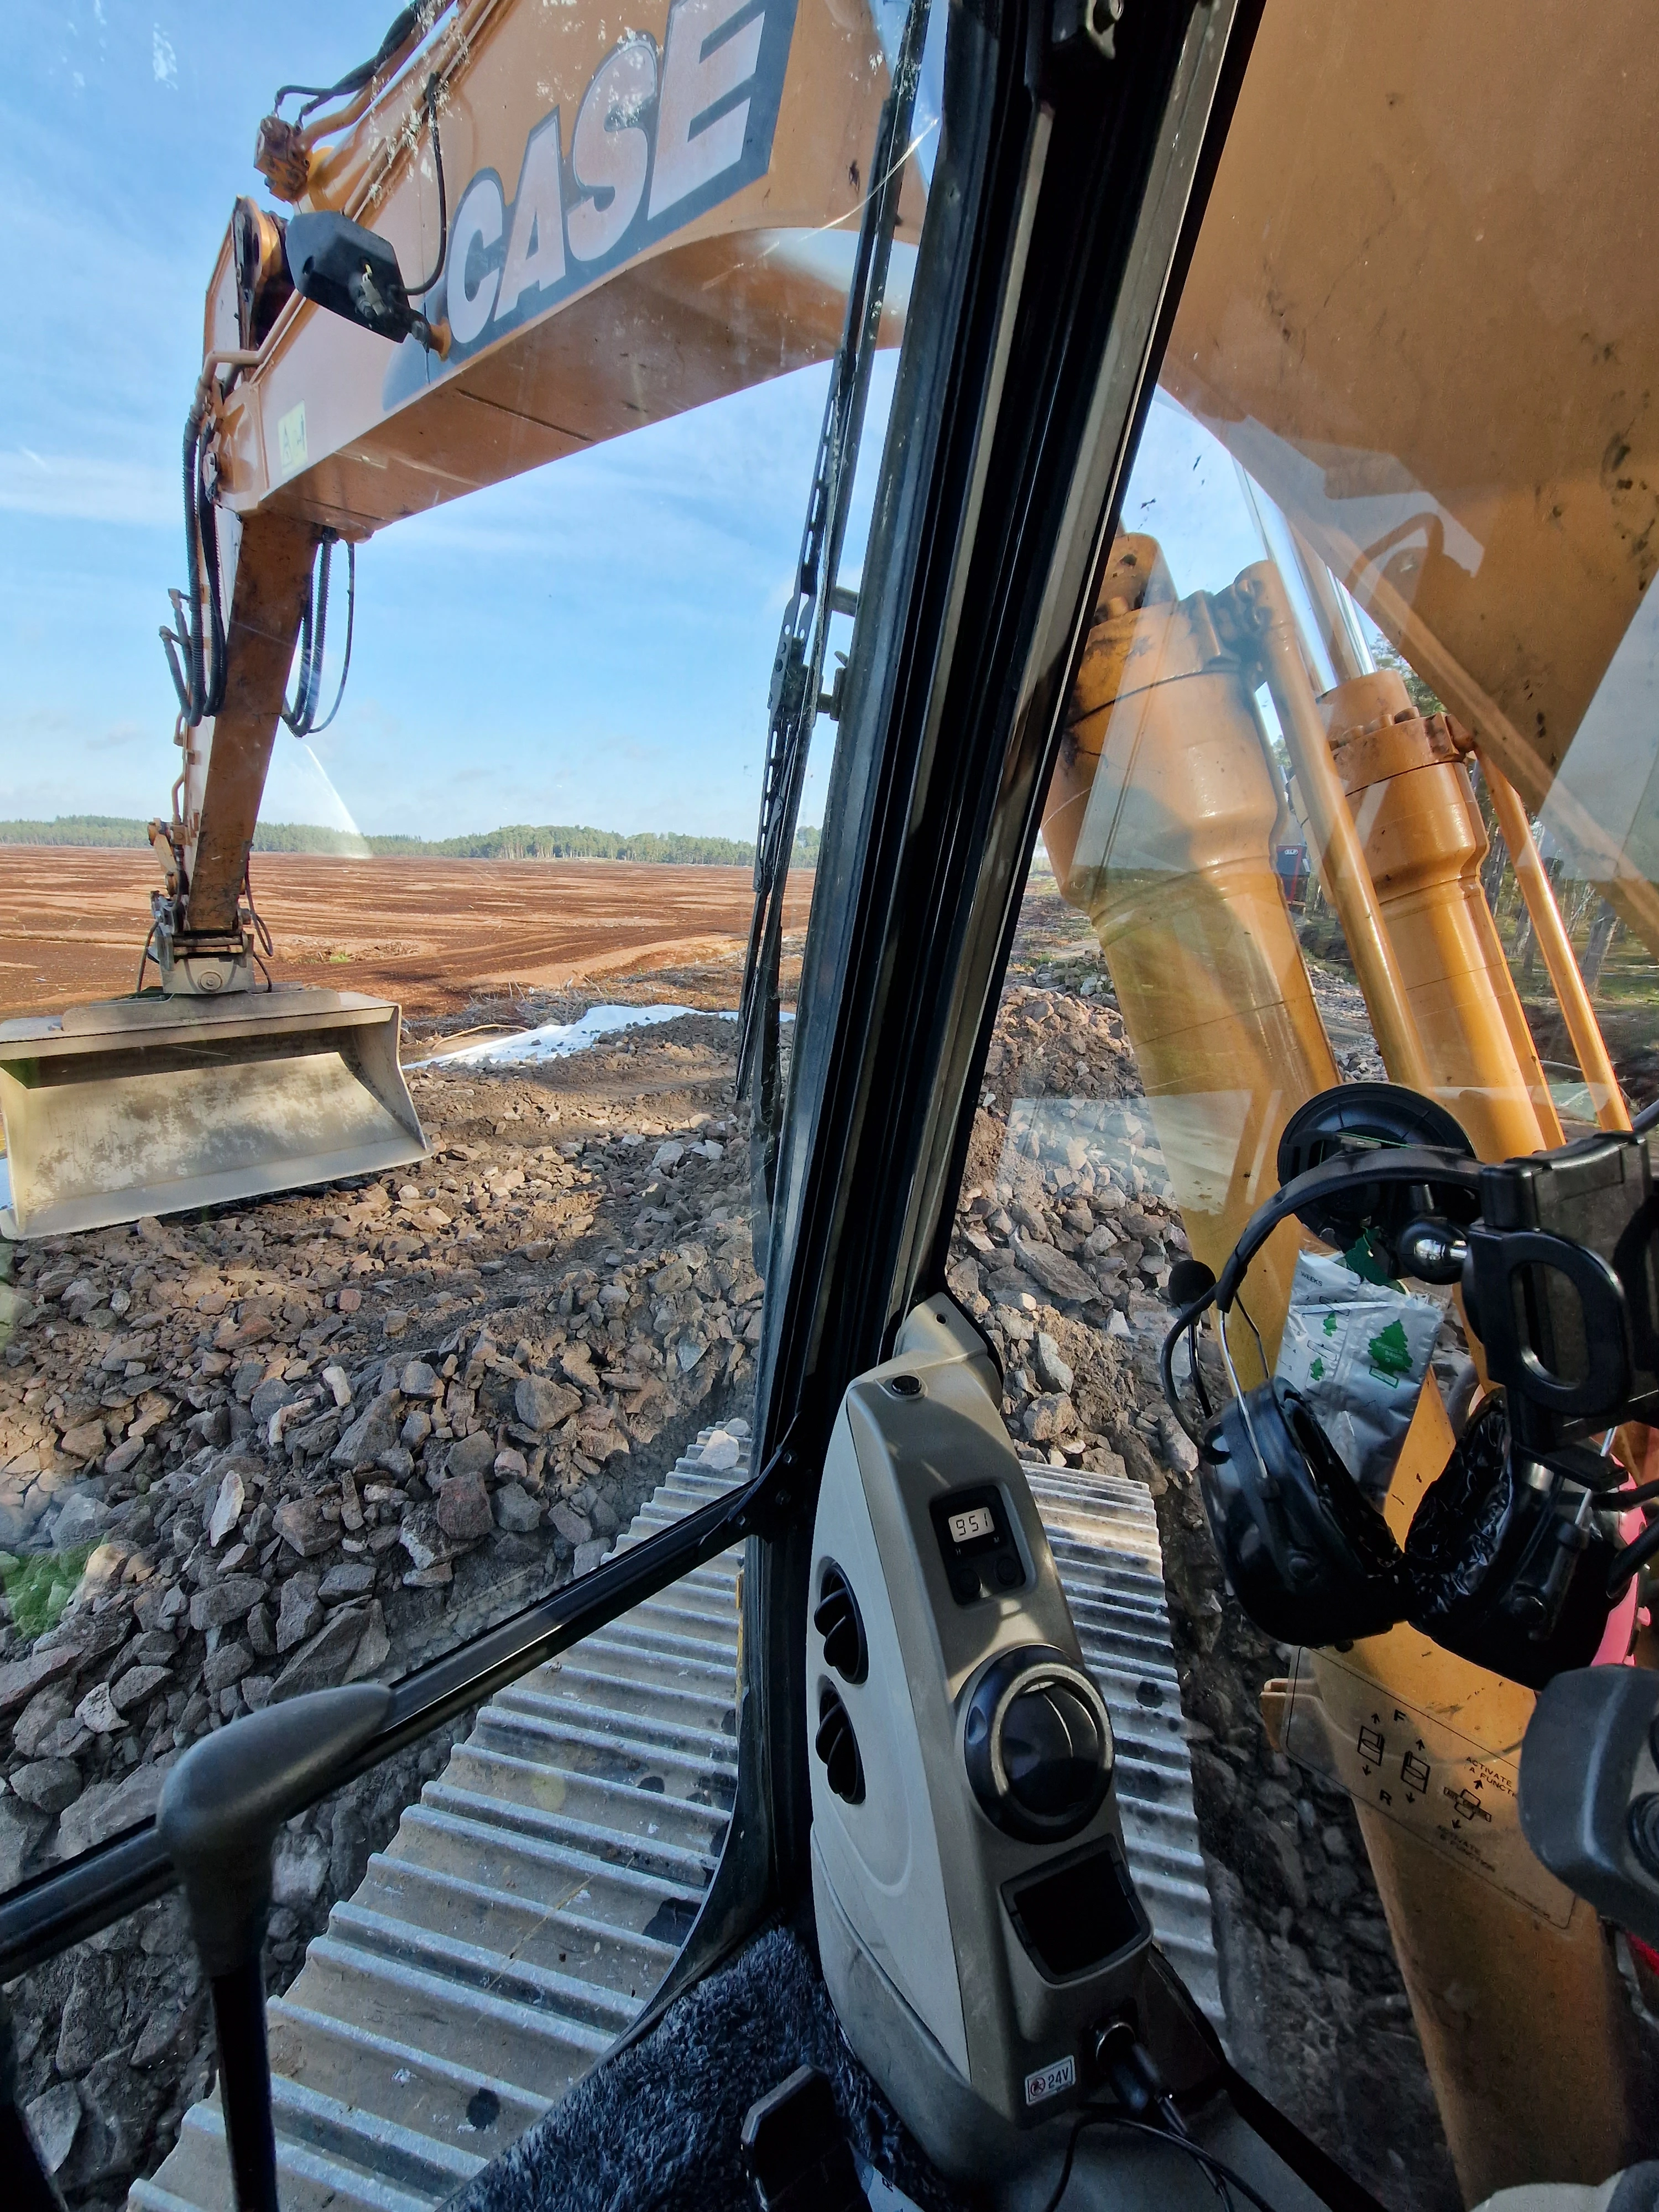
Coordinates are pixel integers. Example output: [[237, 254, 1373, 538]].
[[1040, 2108, 1281, 2212], [281, 538, 357, 737], [159, 392, 228, 727], [275, 7, 425, 122], [242, 865, 275, 961]]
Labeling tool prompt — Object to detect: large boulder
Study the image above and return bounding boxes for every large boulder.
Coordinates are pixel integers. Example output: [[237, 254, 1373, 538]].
[[276, 1572, 323, 1653], [1011, 1233, 1100, 1305], [331, 1393, 403, 1472], [273, 1497, 336, 1558], [0, 1640, 81, 1719], [514, 1375, 581, 1433], [493, 1481, 541, 1534], [270, 1608, 374, 1702], [56, 1756, 176, 1859], [445, 1429, 498, 1480], [188, 1573, 265, 1631]]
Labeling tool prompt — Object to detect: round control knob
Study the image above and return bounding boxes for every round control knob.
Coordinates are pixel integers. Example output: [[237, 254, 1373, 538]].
[[1002, 1679, 1107, 1820], [963, 1645, 1113, 1843]]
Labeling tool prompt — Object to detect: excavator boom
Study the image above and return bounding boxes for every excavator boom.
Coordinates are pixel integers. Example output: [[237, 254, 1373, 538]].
[[0, 0, 914, 1238], [181, 0, 906, 943]]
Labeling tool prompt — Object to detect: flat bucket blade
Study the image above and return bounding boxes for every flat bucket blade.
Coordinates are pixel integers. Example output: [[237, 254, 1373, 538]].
[[0, 988, 427, 1239]]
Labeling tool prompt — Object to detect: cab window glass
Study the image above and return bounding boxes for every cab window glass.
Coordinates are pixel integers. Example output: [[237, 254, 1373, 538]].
[[0, 0, 940, 2199], [954, 8, 1659, 2202]]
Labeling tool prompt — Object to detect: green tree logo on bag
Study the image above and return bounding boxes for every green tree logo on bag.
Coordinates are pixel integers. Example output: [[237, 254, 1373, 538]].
[[1366, 1318, 1413, 1386], [1274, 1251, 1443, 1498], [1311, 1311, 1338, 1382]]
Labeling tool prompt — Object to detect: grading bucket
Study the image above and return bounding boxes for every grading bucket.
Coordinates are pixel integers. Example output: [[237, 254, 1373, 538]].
[[0, 987, 427, 1239]]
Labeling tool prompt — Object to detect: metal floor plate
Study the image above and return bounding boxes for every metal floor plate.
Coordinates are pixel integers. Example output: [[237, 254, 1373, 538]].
[[130, 1439, 1219, 2211]]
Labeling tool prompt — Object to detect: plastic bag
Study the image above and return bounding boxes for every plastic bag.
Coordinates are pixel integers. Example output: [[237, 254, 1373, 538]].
[[1272, 1249, 1443, 1501]]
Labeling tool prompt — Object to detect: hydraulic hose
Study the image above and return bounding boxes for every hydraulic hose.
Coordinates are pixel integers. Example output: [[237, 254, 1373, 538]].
[[159, 394, 216, 726], [160, 361, 255, 727], [281, 536, 356, 737], [275, 7, 425, 124], [404, 79, 448, 299]]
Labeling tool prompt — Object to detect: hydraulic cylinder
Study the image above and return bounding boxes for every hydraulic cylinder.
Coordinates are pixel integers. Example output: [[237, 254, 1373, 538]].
[[1041, 538, 1339, 1376], [1321, 671, 1559, 1159]]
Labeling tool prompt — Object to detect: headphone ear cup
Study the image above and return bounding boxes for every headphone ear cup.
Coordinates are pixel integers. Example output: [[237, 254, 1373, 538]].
[[1199, 1385, 1408, 1647], [1404, 1392, 1513, 1621], [1405, 1395, 1616, 1690]]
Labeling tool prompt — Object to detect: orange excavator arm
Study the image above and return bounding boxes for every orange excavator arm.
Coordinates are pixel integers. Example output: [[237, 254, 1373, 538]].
[[166, 0, 916, 956], [0, 0, 922, 1240]]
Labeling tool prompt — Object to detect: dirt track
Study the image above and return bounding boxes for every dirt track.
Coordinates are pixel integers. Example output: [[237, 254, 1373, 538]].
[[0, 849, 813, 1024]]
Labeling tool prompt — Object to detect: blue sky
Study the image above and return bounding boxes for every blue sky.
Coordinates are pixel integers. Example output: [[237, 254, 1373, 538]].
[[0, 2, 1251, 844], [0, 3, 910, 842]]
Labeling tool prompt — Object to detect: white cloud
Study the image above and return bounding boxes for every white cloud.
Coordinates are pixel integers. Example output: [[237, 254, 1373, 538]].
[[0, 450, 175, 526], [152, 25, 176, 87]]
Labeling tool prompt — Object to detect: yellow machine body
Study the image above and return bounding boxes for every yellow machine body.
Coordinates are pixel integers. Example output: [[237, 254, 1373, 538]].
[[1041, 539, 1336, 1378], [1044, 538, 1643, 2202]]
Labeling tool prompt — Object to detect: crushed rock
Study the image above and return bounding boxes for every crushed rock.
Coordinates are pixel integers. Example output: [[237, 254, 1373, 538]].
[[0, 971, 1459, 2209], [0, 1011, 758, 2205]]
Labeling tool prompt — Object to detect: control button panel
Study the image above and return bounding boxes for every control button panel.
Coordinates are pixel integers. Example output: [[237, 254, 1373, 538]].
[[929, 1484, 1026, 1605]]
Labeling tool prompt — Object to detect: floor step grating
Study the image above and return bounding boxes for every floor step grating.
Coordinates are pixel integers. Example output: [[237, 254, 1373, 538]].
[[131, 1431, 1220, 2211]]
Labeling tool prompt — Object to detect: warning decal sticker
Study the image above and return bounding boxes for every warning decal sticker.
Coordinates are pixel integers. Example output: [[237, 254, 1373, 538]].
[[1280, 1647, 1577, 1927]]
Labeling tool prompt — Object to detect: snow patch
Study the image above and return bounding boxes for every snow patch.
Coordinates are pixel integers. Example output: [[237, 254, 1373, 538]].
[[414, 1001, 734, 1068]]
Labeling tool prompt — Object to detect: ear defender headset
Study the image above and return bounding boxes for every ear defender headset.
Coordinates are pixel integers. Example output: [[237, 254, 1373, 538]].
[[1161, 1085, 1659, 1691]]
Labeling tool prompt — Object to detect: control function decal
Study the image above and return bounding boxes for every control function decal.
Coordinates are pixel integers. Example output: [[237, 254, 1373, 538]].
[[1281, 1647, 1577, 1927]]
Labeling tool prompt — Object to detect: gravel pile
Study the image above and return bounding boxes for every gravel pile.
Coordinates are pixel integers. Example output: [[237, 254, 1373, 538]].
[[0, 1014, 759, 2204], [0, 989, 1456, 2209]]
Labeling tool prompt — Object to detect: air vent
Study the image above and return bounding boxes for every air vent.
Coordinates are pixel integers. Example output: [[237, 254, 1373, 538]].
[[815, 1686, 865, 1804], [964, 1645, 1112, 1843], [813, 1562, 868, 1683]]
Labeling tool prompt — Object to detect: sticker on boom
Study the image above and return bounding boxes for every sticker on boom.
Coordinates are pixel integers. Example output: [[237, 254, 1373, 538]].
[[1024, 2056, 1076, 2107]]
